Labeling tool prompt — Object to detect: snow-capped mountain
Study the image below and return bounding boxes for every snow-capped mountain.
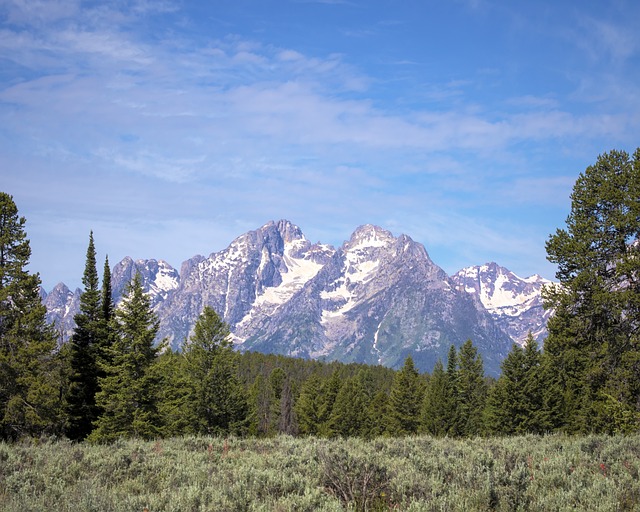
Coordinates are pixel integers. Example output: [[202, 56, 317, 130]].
[[111, 257, 180, 308], [42, 220, 553, 376], [42, 283, 81, 345], [237, 224, 513, 376], [450, 263, 553, 346], [154, 220, 334, 347]]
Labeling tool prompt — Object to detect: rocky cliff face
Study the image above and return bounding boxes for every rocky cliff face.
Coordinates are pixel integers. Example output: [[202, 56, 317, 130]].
[[42, 220, 553, 376]]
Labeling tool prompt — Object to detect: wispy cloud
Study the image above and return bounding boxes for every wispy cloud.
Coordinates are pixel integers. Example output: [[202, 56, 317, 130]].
[[2, 0, 639, 289]]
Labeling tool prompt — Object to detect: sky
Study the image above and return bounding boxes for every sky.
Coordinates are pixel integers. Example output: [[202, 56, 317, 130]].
[[2, 0, 639, 291]]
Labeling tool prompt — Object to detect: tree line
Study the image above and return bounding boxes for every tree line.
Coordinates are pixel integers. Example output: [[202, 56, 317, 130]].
[[0, 148, 639, 441]]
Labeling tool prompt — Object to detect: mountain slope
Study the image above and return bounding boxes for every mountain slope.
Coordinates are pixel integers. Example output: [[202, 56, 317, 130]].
[[450, 263, 553, 346]]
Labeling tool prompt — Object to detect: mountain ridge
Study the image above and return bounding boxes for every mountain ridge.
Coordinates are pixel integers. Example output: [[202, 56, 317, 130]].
[[41, 220, 554, 376]]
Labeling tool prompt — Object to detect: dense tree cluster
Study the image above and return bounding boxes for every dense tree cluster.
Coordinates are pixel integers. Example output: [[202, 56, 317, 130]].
[[0, 148, 638, 442]]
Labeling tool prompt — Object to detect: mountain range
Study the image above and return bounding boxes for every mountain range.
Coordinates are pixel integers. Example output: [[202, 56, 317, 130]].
[[42, 220, 554, 376]]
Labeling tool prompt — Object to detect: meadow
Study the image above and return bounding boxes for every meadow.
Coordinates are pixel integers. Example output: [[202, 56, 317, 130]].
[[1, 434, 639, 511]]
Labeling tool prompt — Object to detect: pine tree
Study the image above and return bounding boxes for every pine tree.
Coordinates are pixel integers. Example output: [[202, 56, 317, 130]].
[[385, 356, 424, 436], [366, 390, 389, 438], [295, 374, 323, 435], [181, 306, 248, 436], [420, 360, 451, 436], [457, 339, 487, 436], [65, 232, 102, 440], [0, 192, 60, 439], [96, 255, 115, 369], [89, 274, 161, 442], [317, 371, 342, 437], [278, 377, 297, 435], [544, 148, 640, 432], [154, 348, 193, 437], [444, 345, 461, 436], [328, 376, 369, 437]]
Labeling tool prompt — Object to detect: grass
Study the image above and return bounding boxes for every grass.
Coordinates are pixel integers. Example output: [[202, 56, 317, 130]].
[[1, 434, 639, 511]]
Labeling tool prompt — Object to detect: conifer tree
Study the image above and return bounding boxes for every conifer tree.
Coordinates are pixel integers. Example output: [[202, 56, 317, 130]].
[[444, 345, 461, 436], [154, 348, 193, 437], [90, 274, 161, 442], [96, 256, 115, 368], [457, 339, 487, 436], [0, 192, 60, 439], [328, 376, 369, 437], [385, 356, 424, 436], [182, 306, 248, 436], [420, 360, 451, 436], [295, 374, 323, 435], [366, 390, 389, 438], [317, 371, 342, 437], [278, 377, 297, 435], [248, 373, 272, 436], [65, 232, 102, 440], [544, 148, 640, 432]]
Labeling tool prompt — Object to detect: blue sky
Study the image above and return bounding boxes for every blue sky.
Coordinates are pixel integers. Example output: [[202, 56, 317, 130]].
[[2, 0, 639, 291]]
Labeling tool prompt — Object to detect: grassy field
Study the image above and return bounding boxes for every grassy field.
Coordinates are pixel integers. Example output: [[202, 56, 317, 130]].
[[1, 434, 639, 511]]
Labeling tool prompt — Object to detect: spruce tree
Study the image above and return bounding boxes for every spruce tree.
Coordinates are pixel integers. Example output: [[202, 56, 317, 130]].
[[295, 374, 323, 435], [65, 232, 102, 440], [385, 356, 424, 436], [366, 390, 389, 438], [420, 360, 450, 436], [317, 371, 342, 437], [328, 376, 369, 437], [96, 256, 115, 368], [457, 339, 487, 436], [0, 192, 60, 439], [90, 274, 161, 442], [544, 148, 640, 432], [444, 345, 461, 436], [485, 343, 524, 435], [182, 306, 248, 436]]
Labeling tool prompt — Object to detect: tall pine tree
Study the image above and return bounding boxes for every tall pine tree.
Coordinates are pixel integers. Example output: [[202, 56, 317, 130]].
[[544, 148, 640, 432], [90, 274, 161, 442], [0, 192, 61, 439], [65, 232, 102, 440], [457, 339, 487, 436]]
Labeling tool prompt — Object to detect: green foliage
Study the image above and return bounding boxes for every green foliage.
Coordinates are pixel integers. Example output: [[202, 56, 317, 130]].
[[327, 376, 369, 438], [385, 356, 424, 436], [544, 148, 640, 432], [457, 339, 487, 436], [180, 306, 248, 436], [485, 335, 545, 435], [89, 274, 161, 442], [421, 360, 450, 436], [0, 192, 61, 440], [294, 373, 323, 436], [65, 232, 103, 440]]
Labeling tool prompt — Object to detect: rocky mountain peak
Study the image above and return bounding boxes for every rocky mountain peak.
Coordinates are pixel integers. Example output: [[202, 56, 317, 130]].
[[270, 219, 305, 244], [346, 224, 396, 250], [451, 263, 554, 346]]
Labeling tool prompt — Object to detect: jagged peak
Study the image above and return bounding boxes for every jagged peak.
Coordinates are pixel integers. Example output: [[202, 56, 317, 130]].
[[346, 224, 395, 249], [260, 219, 305, 243]]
